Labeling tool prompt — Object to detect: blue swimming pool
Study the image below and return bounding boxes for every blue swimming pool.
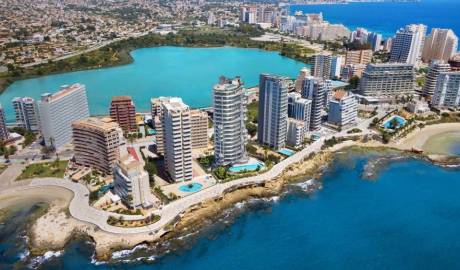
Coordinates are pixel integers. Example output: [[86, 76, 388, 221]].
[[228, 161, 265, 173], [383, 116, 407, 129], [278, 148, 296, 156], [179, 183, 203, 192]]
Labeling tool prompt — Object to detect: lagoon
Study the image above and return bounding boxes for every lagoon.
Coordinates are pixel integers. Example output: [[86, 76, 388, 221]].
[[0, 46, 307, 121]]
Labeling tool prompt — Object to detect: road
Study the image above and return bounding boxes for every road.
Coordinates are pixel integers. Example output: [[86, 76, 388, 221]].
[[0, 113, 381, 236]]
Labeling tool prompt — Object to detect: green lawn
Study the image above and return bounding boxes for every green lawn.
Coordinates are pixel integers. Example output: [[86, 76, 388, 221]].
[[16, 161, 68, 181]]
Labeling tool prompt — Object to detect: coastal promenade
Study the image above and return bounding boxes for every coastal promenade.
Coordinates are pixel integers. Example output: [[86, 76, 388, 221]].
[[6, 115, 380, 235]]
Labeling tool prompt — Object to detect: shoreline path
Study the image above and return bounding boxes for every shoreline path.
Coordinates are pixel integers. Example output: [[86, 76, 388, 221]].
[[1, 116, 379, 235]]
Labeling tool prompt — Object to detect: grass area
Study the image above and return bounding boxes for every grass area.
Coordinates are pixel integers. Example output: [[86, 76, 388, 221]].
[[107, 213, 160, 228], [16, 160, 68, 181], [1, 25, 315, 93]]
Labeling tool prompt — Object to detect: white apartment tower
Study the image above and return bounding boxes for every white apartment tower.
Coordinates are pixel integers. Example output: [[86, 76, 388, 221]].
[[12, 97, 40, 132], [422, 28, 458, 63], [161, 97, 193, 182], [257, 74, 289, 150], [213, 76, 248, 166], [288, 92, 312, 132], [390, 24, 427, 65], [422, 60, 451, 98], [0, 104, 9, 141], [328, 90, 358, 127], [38, 84, 90, 149], [432, 72, 460, 109], [301, 76, 327, 131]]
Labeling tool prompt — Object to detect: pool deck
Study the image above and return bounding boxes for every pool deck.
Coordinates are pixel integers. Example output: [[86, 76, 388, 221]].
[[161, 174, 216, 198]]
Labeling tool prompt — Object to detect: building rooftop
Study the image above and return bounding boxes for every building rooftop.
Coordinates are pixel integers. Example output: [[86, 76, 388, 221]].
[[111, 96, 133, 102], [72, 117, 120, 132], [41, 83, 84, 103]]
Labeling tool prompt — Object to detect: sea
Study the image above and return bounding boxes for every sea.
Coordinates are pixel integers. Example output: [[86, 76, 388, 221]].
[[2, 150, 460, 269], [290, 0, 460, 38]]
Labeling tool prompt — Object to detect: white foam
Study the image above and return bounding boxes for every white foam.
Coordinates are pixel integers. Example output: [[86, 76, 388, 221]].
[[111, 244, 148, 259]]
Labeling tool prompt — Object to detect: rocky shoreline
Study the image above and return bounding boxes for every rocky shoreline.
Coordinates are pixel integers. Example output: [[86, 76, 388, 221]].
[[19, 124, 460, 263]]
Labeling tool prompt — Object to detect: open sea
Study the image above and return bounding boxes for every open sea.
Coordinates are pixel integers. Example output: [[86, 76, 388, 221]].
[[290, 0, 460, 38], [2, 151, 460, 269]]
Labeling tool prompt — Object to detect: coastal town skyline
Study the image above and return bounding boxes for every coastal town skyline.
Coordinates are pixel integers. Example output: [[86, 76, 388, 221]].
[[1, 0, 460, 269]]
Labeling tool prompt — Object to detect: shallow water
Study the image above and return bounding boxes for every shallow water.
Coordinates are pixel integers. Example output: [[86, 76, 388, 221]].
[[423, 131, 460, 156]]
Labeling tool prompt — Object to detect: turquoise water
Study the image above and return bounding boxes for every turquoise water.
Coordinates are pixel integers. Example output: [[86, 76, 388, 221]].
[[3, 152, 460, 269], [278, 148, 295, 157], [228, 161, 265, 173], [383, 116, 407, 129], [178, 183, 203, 193], [0, 46, 307, 121], [290, 0, 460, 37]]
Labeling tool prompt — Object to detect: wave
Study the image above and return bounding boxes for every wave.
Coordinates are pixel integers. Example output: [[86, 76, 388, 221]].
[[29, 250, 63, 267], [111, 244, 148, 260]]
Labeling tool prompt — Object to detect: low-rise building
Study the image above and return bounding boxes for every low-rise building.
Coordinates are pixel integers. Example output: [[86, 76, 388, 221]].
[[328, 90, 358, 127], [286, 118, 305, 148]]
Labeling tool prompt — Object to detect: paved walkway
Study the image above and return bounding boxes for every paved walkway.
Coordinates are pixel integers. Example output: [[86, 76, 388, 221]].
[[2, 115, 382, 235]]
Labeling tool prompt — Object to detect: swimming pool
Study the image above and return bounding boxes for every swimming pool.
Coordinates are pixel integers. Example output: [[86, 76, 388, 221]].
[[383, 115, 407, 129], [228, 161, 265, 173], [278, 148, 296, 156], [179, 183, 203, 192]]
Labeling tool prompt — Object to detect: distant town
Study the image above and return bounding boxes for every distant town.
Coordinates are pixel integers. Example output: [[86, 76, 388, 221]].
[[0, 0, 460, 260]]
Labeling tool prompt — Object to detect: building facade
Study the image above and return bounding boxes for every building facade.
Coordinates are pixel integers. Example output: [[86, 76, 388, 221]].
[[311, 54, 332, 80], [390, 24, 427, 65], [72, 117, 124, 175], [359, 63, 415, 99], [286, 118, 305, 148], [110, 96, 137, 133], [38, 84, 90, 149], [328, 91, 358, 127], [345, 50, 373, 66], [12, 97, 40, 132], [161, 98, 193, 182], [213, 76, 248, 166], [0, 104, 9, 141], [113, 147, 153, 209], [432, 72, 460, 109], [258, 74, 288, 150], [422, 60, 451, 98], [422, 28, 458, 63], [190, 109, 209, 149], [301, 76, 326, 131], [288, 92, 312, 132]]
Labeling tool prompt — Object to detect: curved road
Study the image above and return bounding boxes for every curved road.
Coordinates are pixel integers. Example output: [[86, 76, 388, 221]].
[[14, 114, 380, 235]]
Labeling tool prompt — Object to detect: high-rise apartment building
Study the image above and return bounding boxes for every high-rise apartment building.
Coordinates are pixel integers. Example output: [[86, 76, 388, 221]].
[[190, 109, 208, 149], [422, 28, 458, 63], [301, 77, 326, 131], [72, 117, 124, 175], [328, 90, 358, 127], [213, 76, 248, 166], [110, 96, 137, 133], [286, 118, 305, 148], [311, 54, 332, 80], [38, 84, 90, 149], [432, 72, 460, 109], [258, 74, 288, 150], [359, 63, 415, 99], [422, 60, 451, 98], [295, 67, 310, 92], [161, 97, 193, 182], [0, 104, 9, 141], [390, 24, 427, 65], [330, 56, 343, 78], [368, 32, 383, 52], [345, 50, 373, 66], [113, 146, 153, 209], [288, 92, 312, 132], [12, 97, 40, 132]]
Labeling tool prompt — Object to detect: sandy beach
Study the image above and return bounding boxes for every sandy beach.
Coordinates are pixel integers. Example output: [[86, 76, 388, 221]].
[[394, 123, 460, 152]]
